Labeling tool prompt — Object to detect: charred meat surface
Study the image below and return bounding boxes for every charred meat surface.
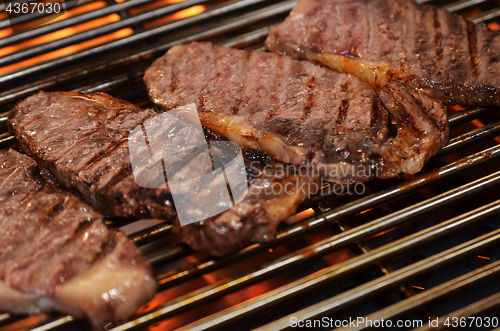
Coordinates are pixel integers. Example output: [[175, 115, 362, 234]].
[[265, 0, 500, 106], [174, 134, 320, 257], [8, 91, 176, 220], [0, 149, 157, 328], [174, 168, 317, 257], [8, 91, 317, 256], [145, 42, 448, 182]]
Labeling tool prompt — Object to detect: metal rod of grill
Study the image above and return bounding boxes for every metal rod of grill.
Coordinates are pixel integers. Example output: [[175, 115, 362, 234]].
[[0, 0, 296, 88], [347, 257, 500, 331], [413, 291, 500, 331], [256, 199, 500, 331], [107, 170, 500, 331]]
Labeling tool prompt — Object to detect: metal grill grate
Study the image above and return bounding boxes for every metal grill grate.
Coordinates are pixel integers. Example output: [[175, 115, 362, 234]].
[[1, 0, 500, 330]]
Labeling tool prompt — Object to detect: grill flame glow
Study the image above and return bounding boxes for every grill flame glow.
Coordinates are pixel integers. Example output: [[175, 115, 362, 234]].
[[0, 0, 207, 76], [144, 5, 206, 28]]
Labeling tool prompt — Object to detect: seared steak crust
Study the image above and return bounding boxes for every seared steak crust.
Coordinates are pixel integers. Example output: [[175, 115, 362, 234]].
[[145, 42, 448, 181], [265, 0, 500, 106], [173, 138, 319, 257], [8, 92, 317, 256], [8, 91, 176, 220], [174, 168, 317, 257], [0, 150, 157, 328]]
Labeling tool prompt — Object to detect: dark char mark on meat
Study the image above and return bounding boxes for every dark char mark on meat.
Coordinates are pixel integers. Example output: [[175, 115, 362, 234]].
[[144, 42, 449, 181], [8, 91, 177, 221], [467, 20, 479, 79], [8, 92, 315, 257]]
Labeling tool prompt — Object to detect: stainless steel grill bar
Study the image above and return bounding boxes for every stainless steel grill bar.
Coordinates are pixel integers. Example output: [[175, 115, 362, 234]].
[[444, 0, 491, 12], [344, 257, 500, 331], [76, 25, 273, 94], [142, 144, 500, 290], [0, 136, 15, 149], [256, 200, 500, 331], [31, 316, 75, 331], [0, 0, 297, 86], [0, 0, 223, 67], [0, 0, 157, 47], [78, 73, 142, 95], [447, 107, 489, 127], [128, 223, 171, 246], [472, 7, 500, 23], [110, 169, 500, 331], [184, 199, 500, 331], [145, 245, 187, 265], [0, 313, 19, 325], [437, 119, 500, 156], [0, 0, 88, 30], [221, 25, 271, 48], [413, 292, 500, 331]]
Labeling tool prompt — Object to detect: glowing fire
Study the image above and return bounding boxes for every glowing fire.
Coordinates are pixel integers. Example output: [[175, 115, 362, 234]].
[[0, 1, 107, 39], [0, 13, 120, 58], [489, 22, 500, 31], [0, 28, 133, 76], [0, 0, 207, 76], [144, 5, 206, 28], [129, 0, 187, 15]]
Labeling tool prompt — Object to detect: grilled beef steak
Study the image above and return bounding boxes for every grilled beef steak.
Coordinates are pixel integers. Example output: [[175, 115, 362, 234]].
[[0, 149, 157, 328], [173, 141, 320, 257], [8, 91, 176, 220], [265, 0, 500, 106], [8, 92, 317, 256], [145, 42, 448, 182]]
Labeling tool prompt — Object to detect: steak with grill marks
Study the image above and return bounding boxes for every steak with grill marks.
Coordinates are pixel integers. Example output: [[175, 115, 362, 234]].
[[8, 92, 319, 256], [145, 42, 449, 182], [265, 0, 500, 106], [8, 91, 177, 220], [0, 149, 157, 329], [173, 134, 320, 257], [173, 167, 318, 257]]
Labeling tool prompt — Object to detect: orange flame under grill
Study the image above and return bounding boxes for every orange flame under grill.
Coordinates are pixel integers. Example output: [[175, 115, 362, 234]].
[[144, 4, 206, 28], [0, 0, 208, 76]]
